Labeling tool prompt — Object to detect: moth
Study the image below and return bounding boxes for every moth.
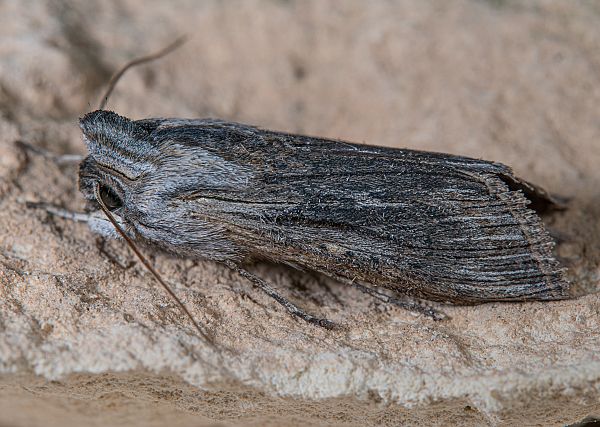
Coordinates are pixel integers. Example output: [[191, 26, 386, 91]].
[[26, 40, 569, 334], [74, 109, 569, 328]]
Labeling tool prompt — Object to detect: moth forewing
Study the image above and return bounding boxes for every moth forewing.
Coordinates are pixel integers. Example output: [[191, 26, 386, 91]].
[[78, 110, 569, 320]]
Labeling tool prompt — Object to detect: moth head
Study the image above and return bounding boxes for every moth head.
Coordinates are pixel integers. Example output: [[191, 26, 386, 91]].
[[78, 110, 155, 213]]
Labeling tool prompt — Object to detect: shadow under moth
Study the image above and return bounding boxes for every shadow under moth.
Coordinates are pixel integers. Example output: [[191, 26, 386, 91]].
[[28, 40, 570, 338]]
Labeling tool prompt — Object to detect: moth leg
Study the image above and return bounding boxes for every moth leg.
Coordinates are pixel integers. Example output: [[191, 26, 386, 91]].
[[224, 262, 335, 329], [346, 281, 447, 321], [25, 201, 95, 223], [16, 140, 84, 164], [26, 201, 125, 239]]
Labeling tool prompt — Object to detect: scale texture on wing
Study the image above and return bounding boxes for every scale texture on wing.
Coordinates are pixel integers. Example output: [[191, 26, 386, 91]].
[[141, 118, 568, 304]]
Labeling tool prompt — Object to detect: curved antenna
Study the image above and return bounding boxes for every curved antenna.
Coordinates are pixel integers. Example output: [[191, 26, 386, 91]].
[[93, 182, 212, 344], [98, 36, 187, 110]]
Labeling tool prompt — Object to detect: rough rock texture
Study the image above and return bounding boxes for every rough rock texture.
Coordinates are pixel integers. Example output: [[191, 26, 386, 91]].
[[1, 1, 599, 426]]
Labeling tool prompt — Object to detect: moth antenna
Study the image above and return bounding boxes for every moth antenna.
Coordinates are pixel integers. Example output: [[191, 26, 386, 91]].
[[98, 36, 187, 110], [93, 182, 212, 344]]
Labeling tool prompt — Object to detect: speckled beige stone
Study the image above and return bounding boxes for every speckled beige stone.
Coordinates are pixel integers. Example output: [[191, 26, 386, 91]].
[[1, 1, 599, 426]]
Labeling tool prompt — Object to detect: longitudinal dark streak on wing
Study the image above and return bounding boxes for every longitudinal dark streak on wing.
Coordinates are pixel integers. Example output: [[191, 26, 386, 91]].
[[145, 119, 567, 304]]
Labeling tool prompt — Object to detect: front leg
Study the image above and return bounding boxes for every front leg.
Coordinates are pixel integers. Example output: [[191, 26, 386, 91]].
[[25, 201, 126, 239]]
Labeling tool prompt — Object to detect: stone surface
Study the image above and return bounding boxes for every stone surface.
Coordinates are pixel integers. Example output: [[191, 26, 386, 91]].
[[1, 1, 599, 426]]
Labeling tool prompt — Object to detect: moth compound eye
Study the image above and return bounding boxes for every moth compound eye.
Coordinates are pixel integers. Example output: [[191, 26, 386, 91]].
[[99, 184, 123, 211]]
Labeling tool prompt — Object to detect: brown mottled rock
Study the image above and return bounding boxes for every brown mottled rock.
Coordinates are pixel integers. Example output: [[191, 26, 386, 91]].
[[1, 1, 599, 426]]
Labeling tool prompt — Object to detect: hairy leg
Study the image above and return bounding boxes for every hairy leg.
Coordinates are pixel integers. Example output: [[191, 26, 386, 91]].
[[224, 261, 335, 329]]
